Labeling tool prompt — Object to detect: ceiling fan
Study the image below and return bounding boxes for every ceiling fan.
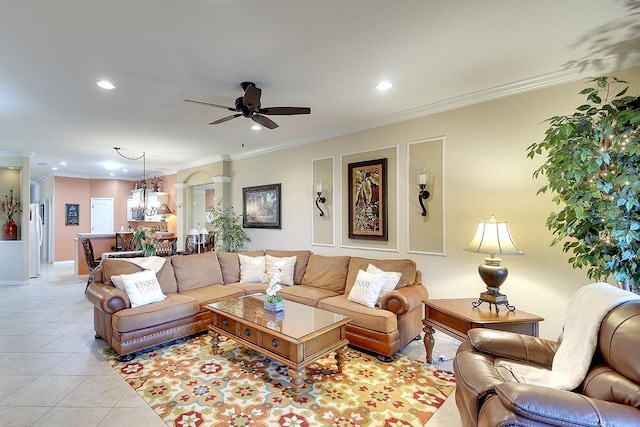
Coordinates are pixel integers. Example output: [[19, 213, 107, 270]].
[[185, 82, 311, 129]]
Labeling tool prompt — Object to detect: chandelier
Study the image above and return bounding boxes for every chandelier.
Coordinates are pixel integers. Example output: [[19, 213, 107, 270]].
[[114, 147, 158, 217]]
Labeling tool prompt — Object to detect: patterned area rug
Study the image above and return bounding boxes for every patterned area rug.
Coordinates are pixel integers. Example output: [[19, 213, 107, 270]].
[[103, 334, 456, 426]]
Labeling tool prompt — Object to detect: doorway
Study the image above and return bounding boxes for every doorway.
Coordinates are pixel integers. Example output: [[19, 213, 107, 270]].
[[91, 198, 114, 233]]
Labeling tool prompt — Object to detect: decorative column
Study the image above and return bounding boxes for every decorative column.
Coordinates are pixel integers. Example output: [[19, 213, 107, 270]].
[[174, 182, 188, 251]]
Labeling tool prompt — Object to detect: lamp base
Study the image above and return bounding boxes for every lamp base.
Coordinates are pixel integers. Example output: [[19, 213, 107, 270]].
[[472, 286, 516, 313]]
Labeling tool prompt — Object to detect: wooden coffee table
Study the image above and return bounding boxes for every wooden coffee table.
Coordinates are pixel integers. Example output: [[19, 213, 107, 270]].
[[206, 294, 350, 401], [423, 298, 544, 363]]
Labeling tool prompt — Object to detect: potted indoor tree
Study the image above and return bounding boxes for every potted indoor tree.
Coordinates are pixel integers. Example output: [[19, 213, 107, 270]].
[[207, 204, 250, 252], [527, 76, 640, 293]]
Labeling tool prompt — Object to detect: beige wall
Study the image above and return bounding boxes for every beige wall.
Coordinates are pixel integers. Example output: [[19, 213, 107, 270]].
[[220, 67, 640, 339]]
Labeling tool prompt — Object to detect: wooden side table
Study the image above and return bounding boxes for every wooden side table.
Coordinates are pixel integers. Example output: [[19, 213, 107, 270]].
[[423, 298, 544, 363]]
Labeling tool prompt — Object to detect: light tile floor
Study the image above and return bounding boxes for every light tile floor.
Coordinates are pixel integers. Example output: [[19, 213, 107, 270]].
[[0, 262, 462, 427]]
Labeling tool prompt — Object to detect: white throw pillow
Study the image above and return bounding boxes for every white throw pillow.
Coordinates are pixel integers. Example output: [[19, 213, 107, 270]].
[[238, 254, 266, 283], [120, 270, 166, 308], [264, 255, 297, 286], [366, 264, 402, 306], [347, 269, 384, 308]]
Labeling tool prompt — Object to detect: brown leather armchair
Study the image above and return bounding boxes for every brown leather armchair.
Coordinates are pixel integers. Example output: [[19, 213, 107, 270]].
[[454, 300, 640, 426]]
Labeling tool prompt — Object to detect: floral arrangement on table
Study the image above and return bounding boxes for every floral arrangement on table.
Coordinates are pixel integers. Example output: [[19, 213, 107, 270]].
[[133, 226, 157, 256], [265, 270, 284, 311], [0, 189, 22, 221]]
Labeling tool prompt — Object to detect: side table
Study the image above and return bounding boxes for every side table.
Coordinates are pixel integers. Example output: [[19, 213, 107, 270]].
[[423, 298, 544, 364]]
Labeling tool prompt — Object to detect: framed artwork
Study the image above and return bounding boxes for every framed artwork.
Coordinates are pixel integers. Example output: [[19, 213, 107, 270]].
[[348, 158, 388, 240], [243, 183, 281, 229], [65, 203, 79, 226]]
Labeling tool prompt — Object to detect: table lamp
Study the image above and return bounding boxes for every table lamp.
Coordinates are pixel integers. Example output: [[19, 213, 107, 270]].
[[464, 215, 523, 312]]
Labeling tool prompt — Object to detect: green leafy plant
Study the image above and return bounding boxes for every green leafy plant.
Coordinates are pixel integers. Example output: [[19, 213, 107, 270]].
[[527, 76, 640, 292], [207, 205, 250, 252]]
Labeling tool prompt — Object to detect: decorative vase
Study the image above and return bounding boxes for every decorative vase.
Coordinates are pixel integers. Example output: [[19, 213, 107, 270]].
[[264, 299, 284, 312], [3, 218, 17, 240]]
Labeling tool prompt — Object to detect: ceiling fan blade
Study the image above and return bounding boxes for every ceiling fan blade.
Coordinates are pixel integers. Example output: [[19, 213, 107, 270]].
[[209, 114, 242, 125], [243, 84, 261, 109], [259, 106, 311, 115], [185, 99, 237, 112], [252, 114, 279, 129]]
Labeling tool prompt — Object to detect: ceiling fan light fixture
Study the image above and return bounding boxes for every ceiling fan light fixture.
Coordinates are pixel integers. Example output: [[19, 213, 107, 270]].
[[375, 80, 393, 91], [251, 124, 262, 131], [96, 80, 116, 90]]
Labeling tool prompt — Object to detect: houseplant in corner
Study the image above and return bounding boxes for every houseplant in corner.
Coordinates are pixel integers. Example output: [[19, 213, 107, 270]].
[[0, 189, 22, 240], [527, 76, 640, 293], [206, 204, 250, 252]]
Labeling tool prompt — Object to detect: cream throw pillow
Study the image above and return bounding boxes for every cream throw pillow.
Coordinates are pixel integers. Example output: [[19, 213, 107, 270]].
[[347, 269, 384, 308], [366, 264, 402, 306], [264, 255, 297, 286], [238, 254, 266, 283], [120, 270, 166, 308]]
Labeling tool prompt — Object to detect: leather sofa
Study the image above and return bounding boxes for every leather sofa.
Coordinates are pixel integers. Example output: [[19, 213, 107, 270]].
[[85, 249, 428, 362], [453, 300, 640, 426]]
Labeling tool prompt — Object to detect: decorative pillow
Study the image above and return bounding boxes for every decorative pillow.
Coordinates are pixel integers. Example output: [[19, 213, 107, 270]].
[[238, 254, 266, 283], [366, 264, 402, 306], [347, 269, 384, 308], [264, 255, 297, 286], [120, 270, 166, 308]]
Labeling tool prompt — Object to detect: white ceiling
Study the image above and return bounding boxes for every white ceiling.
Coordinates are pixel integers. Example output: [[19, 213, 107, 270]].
[[2, 0, 639, 182]]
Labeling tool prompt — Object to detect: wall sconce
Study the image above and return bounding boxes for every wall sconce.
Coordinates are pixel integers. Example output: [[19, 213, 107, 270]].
[[315, 180, 326, 216], [417, 169, 431, 216]]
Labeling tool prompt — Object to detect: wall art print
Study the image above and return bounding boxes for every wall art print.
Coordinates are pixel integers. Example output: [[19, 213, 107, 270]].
[[242, 183, 281, 229], [348, 158, 387, 240]]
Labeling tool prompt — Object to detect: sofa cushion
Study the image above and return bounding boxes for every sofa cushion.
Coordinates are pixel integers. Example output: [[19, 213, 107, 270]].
[[278, 285, 340, 307], [179, 285, 246, 308], [217, 252, 240, 284], [238, 254, 266, 283], [228, 282, 269, 294], [301, 254, 351, 293], [120, 270, 166, 308], [347, 269, 385, 308], [100, 258, 178, 295], [170, 252, 224, 292], [112, 294, 199, 333], [264, 254, 297, 286], [345, 257, 416, 295], [318, 295, 397, 333], [265, 250, 312, 284], [366, 263, 402, 306]]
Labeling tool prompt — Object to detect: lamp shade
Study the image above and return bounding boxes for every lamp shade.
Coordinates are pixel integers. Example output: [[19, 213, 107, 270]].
[[188, 227, 199, 236], [156, 204, 171, 215], [464, 215, 522, 256]]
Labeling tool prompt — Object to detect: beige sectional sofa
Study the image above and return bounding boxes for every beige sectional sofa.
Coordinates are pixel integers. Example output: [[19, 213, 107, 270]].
[[86, 249, 428, 362]]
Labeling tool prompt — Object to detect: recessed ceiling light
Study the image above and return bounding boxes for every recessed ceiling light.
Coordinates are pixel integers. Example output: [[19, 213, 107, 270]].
[[59, 161, 67, 166], [122, 169, 128, 173], [96, 80, 116, 90], [51, 167, 58, 171], [109, 173, 115, 176], [375, 80, 393, 91], [251, 125, 262, 131]]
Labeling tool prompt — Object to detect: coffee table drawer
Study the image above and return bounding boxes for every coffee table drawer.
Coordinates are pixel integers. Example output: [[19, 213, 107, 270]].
[[262, 332, 290, 357], [216, 315, 237, 335], [239, 325, 259, 344]]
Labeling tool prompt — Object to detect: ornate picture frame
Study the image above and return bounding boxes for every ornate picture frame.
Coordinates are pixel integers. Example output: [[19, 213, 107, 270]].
[[243, 183, 281, 229], [348, 158, 387, 240]]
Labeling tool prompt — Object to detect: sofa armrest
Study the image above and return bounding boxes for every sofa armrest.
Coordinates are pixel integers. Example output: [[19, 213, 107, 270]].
[[468, 328, 558, 368], [490, 383, 640, 426], [85, 282, 130, 314], [381, 284, 428, 316]]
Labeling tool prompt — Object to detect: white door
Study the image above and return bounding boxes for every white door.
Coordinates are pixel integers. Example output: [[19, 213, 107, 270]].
[[91, 198, 114, 233]]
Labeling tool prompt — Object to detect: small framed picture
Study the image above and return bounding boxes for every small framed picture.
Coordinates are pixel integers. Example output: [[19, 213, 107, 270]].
[[65, 203, 79, 226], [243, 183, 281, 229]]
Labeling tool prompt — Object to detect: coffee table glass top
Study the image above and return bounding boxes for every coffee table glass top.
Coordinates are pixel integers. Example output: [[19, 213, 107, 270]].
[[207, 294, 349, 339]]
